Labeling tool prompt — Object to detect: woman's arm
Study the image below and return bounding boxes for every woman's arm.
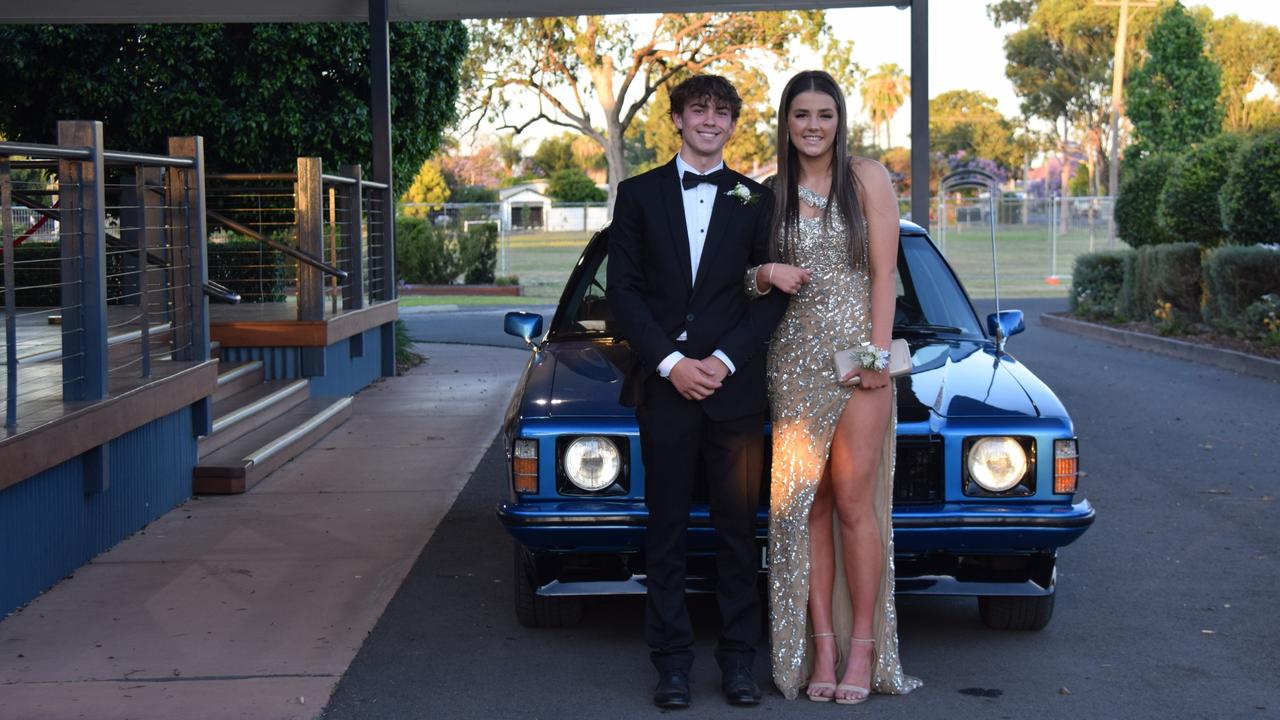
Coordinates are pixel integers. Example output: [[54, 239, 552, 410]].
[[850, 158, 900, 388]]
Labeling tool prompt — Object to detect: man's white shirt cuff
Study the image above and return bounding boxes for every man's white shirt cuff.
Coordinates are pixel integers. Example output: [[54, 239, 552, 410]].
[[657, 351, 685, 378], [712, 349, 736, 375]]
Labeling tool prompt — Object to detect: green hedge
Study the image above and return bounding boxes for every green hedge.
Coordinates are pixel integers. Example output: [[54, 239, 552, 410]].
[[1157, 133, 1242, 246], [1202, 245, 1280, 332], [1118, 242, 1202, 323], [459, 222, 498, 284], [1070, 251, 1129, 321], [2, 242, 128, 306], [207, 237, 287, 303], [1115, 152, 1177, 248], [395, 216, 459, 284], [1221, 130, 1280, 246]]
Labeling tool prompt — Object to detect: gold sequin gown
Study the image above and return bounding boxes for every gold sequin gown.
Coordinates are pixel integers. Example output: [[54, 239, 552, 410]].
[[751, 186, 921, 700]]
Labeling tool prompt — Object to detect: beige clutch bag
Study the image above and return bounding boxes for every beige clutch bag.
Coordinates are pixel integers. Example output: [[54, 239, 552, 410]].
[[832, 338, 911, 385]]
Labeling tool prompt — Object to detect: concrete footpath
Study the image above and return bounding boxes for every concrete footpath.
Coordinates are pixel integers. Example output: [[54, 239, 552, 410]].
[[0, 343, 530, 720]]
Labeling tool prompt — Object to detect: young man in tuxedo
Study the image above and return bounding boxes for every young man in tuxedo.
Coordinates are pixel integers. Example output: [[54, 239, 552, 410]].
[[607, 75, 787, 709]]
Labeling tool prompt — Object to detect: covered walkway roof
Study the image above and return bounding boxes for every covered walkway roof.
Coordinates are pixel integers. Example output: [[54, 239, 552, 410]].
[[1, 0, 930, 221]]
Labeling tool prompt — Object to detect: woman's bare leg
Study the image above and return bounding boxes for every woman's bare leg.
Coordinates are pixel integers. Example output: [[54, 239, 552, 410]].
[[805, 467, 838, 698], [828, 384, 893, 700]]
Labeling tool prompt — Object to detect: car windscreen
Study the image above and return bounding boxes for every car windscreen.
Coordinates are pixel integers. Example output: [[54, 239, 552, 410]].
[[551, 229, 984, 340]]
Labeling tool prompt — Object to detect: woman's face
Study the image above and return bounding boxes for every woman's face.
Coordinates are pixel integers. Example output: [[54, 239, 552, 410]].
[[787, 89, 839, 160]]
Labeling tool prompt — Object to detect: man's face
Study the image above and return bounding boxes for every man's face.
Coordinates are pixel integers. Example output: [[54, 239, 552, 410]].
[[672, 97, 737, 162]]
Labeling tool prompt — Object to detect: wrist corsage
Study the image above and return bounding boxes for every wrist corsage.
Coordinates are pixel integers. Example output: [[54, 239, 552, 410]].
[[855, 342, 891, 372]]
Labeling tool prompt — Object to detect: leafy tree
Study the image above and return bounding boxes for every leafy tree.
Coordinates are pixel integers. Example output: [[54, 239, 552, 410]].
[[463, 13, 824, 209], [547, 167, 607, 202], [1220, 130, 1280, 246], [991, 0, 1159, 199], [451, 185, 499, 203], [928, 90, 1025, 173], [1157, 132, 1241, 246], [1068, 164, 1090, 196], [629, 65, 777, 176], [495, 133, 527, 175], [0, 23, 467, 197], [400, 160, 451, 218], [530, 134, 581, 177], [1126, 2, 1223, 155], [860, 63, 910, 148], [1203, 15, 1280, 133]]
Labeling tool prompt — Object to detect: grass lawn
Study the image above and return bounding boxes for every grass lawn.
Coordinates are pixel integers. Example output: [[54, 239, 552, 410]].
[[495, 226, 1127, 301]]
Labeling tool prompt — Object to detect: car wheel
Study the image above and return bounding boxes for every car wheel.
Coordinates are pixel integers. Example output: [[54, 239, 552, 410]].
[[513, 543, 584, 628], [978, 594, 1054, 631]]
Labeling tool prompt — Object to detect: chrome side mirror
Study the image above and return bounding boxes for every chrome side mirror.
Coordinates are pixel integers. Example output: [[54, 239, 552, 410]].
[[504, 311, 544, 349], [986, 310, 1025, 353]]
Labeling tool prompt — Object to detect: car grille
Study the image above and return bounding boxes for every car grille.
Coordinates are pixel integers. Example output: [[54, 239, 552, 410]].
[[686, 438, 942, 506], [893, 439, 943, 504]]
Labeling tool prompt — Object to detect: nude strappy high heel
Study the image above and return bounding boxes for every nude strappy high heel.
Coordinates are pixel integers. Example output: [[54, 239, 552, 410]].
[[805, 632, 840, 702], [835, 636, 874, 705]]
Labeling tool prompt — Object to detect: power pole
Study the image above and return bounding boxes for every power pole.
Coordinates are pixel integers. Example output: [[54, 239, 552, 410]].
[[1097, 0, 1156, 247]]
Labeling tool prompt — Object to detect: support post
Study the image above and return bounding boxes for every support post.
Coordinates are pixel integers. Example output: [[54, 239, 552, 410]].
[[296, 157, 325, 322], [58, 120, 107, 403], [2, 158, 16, 430], [339, 164, 365, 310], [910, 0, 930, 228], [167, 136, 210, 362], [370, 0, 396, 301]]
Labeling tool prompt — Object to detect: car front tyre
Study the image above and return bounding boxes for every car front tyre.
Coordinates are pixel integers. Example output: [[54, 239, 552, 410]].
[[978, 594, 1054, 631], [513, 542, 584, 628]]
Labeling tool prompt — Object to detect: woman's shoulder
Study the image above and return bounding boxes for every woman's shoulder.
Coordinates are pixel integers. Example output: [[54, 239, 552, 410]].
[[849, 156, 892, 185]]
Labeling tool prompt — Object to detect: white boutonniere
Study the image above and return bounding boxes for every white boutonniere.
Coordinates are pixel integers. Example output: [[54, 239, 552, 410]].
[[725, 182, 759, 206]]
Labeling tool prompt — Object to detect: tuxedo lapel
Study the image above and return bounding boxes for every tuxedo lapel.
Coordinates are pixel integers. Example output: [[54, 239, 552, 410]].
[[658, 159, 693, 289], [691, 170, 736, 294]]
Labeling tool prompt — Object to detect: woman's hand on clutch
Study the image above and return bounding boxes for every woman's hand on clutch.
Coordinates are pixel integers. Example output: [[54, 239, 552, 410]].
[[767, 263, 812, 294], [848, 366, 889, 390]]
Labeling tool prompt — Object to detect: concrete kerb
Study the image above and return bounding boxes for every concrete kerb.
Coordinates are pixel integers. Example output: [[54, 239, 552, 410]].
[[1040, 312, 1280, 382]]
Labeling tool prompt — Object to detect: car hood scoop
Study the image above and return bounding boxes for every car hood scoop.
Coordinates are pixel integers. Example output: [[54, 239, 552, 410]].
[[903, 341, 1040, 419], [547, 341, 633, 418]]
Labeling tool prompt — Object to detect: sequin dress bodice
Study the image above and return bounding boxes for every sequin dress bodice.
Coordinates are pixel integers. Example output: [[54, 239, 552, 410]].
[[756, 185, 921, 699]]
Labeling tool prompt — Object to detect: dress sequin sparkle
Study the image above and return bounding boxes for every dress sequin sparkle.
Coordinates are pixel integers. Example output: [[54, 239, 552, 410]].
[[752, 185, 921, 700]]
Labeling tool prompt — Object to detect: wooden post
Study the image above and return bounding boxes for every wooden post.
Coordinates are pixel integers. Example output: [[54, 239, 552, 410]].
[[167, 137, 210, 363], [296, 157, 325, 322], [910, 0, 930, 228], [58, 120, 107, 403], [339, 164, 365, 310]]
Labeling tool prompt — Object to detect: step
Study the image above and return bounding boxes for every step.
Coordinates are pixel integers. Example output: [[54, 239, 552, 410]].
[[213, 359, 265, 403], [194, 396, 354, 494], [198, 378, 310, 457]]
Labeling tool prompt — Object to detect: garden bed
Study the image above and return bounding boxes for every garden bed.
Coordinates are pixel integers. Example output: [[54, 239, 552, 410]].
[[399, 284, 523, 297], [1057, 312, 1280, 360]]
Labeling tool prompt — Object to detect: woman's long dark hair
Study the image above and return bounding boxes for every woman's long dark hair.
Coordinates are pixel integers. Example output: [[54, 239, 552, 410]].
[[770, 70, 867, 268]]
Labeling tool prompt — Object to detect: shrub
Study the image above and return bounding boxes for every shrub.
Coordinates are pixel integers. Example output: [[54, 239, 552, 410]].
[[395, 216, 460, 284], [1157, 133, 1242, 246], [207, 237, 287, 303], [450, 185, 499, 203], [7, 243, 63, 306], [547, 167, 606, 202], [1070, 251, 1129, 320], [1119, 242, 1202, 325], [1115, 152, 1177, 247], [495, 274, 520, 286], [1202, 244, 1280, 332], [1243, 293, 1280, 346], [459, 222, 498, 284], [1221, 130, 1280, 245]]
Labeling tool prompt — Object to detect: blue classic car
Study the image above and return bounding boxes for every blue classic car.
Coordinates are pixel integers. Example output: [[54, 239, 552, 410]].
[[497, 220, 1094, 630]]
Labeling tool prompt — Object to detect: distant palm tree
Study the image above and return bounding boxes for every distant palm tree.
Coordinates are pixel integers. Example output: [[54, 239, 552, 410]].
[[860, 63, 910, 149]]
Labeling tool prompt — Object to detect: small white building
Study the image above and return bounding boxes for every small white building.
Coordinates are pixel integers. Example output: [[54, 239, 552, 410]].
[[499, 182, 551, 232]]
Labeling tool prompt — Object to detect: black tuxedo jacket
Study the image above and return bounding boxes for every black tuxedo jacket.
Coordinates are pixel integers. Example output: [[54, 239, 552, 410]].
[[607, 158, 787, 420]]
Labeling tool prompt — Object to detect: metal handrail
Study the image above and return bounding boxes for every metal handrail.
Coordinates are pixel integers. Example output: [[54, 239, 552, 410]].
[[204, 280, 242, 304], [206, 209, 348, 281]]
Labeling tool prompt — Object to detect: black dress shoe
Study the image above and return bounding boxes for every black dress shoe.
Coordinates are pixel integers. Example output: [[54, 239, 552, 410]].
[[722, 667, 762, 706], [654, 669, 691, 709]]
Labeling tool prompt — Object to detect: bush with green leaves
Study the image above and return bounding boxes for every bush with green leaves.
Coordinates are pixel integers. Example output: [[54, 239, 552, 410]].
[[1157, 133, 1242, 246], [207, 237, 287, 303], [395, 216, 459, 285], [459, 222, 498, 284], [1070, 251, 1129, 321], [1115, 152, 1177, 247], [547, 167, 606, 202], [1119, 242, 1202, 325], [1220, 130, 1280, 245], [1243, 294, 1280, 346], [1202, 244, 1280, 332]]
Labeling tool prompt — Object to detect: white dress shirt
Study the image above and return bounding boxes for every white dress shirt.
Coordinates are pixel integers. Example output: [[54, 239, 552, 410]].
[[656, 153, 736, 379]]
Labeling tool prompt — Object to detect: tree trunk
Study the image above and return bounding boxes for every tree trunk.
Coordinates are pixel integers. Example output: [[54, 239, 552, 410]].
[[604, 119, 629, 216]]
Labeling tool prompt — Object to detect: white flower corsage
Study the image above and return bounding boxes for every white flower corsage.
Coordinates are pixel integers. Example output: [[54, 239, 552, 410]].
[[725, 182, 759, 206], [855, 342, 891, 372]]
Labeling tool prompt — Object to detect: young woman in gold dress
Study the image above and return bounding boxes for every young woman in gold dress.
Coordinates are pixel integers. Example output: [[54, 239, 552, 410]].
[[746, 70, 921, 704]]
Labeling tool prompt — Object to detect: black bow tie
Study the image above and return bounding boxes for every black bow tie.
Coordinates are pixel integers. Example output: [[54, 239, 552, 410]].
[[682, 169, 728, 190]]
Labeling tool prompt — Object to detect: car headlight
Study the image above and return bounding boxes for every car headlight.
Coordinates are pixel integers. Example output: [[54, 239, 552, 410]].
[[563, 436, 621, 491], [967, 436, 1029, 492]]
